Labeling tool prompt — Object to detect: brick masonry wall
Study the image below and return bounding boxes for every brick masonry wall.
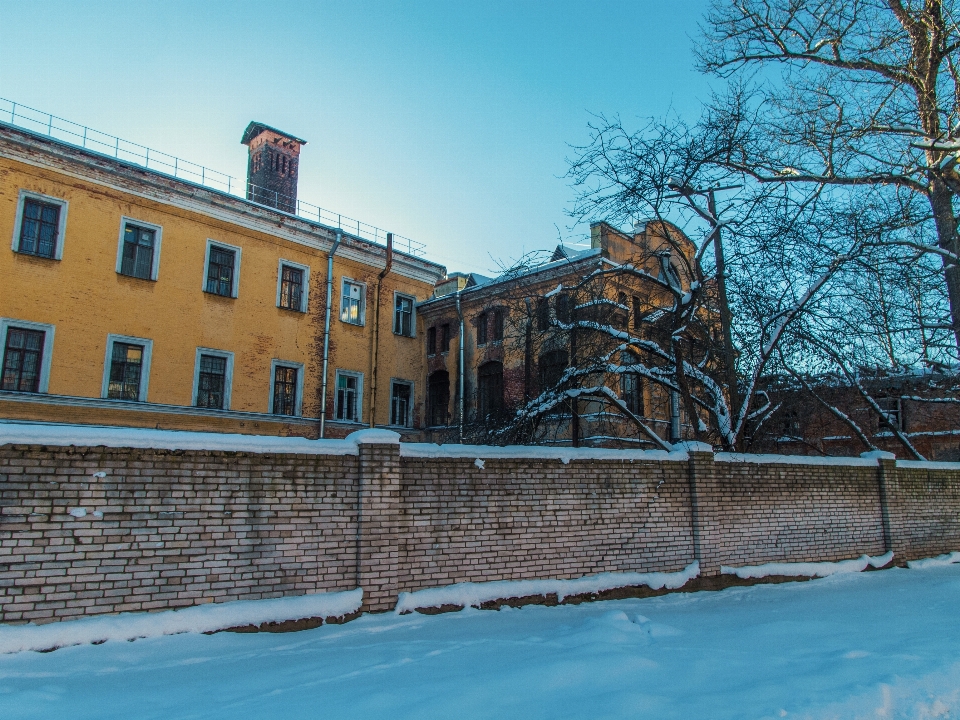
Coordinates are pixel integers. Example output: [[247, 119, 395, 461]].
[[3, 441, 960, 624], [0, 445, 359, 623], [397, 456, 694, 592]]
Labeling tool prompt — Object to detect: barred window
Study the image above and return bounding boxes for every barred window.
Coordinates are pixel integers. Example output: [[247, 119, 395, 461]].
[[1, 328, 45, 393], [108, 342, 144, 401], [196, 354, 227, 409], [279, 264, 304, 311], [206, 245, 237, 297], [18, 198, 61, 258], [390, 380, 413, 427], [273, 365, 299, 416], [335, 371, 361, 422], [120, 223, 156, 280]]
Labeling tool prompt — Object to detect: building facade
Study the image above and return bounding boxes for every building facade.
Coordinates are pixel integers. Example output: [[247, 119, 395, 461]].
[[0, 119, 445, 438], [416, 220, 701, 447]]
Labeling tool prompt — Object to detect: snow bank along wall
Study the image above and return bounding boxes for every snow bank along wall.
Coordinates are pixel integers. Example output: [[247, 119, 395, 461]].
[[2, 435, 960, 624]]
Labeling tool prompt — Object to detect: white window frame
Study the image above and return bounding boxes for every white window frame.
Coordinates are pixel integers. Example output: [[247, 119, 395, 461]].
[[101, 333, 153, 402], [11, 190, 69, 260], [393, 291, 417, 337], [389, 378, 414, 428], [269, 359, 304, 416], [192, 347, 234, 410], [339, 277, 366, 326], [276, 259, 310, 313], [202, 239, 243, 298], [115, 216, 163, 281], [0, 318, 55, 393], [334, 369, 364, 423]]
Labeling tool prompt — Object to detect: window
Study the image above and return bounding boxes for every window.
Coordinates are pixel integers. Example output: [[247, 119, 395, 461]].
[[193, 349, 233, 410], [335, 370, 363, 422], [536, 298, 550, 331], [0, 319, 54, 394], [476, 313, 488, 345], [427, 326, 437, 356], [271, 360, 304, 416], [204, 241, 241, 298], [477, 361, 504, 422], [539, 349, 568, 391], [427, 370, 450, 426], [617, 293, 629, 330], [877, 397, 903, 431], [277, 260, 310, 312], [556, 294, 572, 323], [492, 309, 504, 342], [102, 335, 153, 402], [632, 296, 642, 329], [621, 352, 643, 416], [116, 219, 162, 281], [390, 380, 413, 427], [12, 191, 68, 260], [394, 293, 415, 337], [2, 328, 43, 392], [340, 278, 366, 325], [440, 323, 451, 352]]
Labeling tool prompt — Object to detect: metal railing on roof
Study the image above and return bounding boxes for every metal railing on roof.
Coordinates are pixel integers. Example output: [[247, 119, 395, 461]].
[[0, 97, 425, 257]]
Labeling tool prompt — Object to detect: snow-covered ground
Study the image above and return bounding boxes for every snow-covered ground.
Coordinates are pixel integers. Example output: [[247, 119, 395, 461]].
[[2, 564, 960, 719]]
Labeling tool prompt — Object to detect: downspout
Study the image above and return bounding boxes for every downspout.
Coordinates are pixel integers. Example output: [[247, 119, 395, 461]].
[[369, 233, 394, 428], [456, 288, 464, 443], [319, 230, 342, 439]]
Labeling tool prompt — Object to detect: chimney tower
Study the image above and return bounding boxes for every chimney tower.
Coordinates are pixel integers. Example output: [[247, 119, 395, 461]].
[[241, 122, 307, 214]]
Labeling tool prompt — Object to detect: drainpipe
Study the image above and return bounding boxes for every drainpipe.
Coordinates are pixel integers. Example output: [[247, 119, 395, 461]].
[[319, 230, 342, 438], [456, 288, 464, 443], [369, 233, 394, 428]]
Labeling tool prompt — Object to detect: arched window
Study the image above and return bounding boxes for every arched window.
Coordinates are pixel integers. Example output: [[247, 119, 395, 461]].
[[427, 370, 450, 427], [477, 361, 504, 422]]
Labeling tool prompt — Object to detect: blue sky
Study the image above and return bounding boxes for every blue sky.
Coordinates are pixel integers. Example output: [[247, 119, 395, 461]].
[[0, 1, 712, 274]]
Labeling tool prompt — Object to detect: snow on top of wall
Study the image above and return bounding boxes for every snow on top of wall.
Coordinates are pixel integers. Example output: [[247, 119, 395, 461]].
[[715, 452, 878, 467], [0, 421, 359, 455], [346, 428, 401, 444], [897, 459, 960, 470], [399, 443, 689, 463], [907, 552, 960, 569], [0, 588, 363, 654], [721, 552, 893, 579], [394, 562, 700, 613]]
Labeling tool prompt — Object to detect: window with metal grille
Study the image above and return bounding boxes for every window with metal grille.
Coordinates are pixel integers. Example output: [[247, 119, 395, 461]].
[[476, 313, 488, 345], [427, 326, 437, 355], [206, 246, 236, 296], [120, 223, 156, 280], [477, 361, 504, 422], [273, 365, 299, 416], [536, 298, 550, 331], [107, 342, 144, 400], [18, 198, 61, 258], [427, 370, 449, 426], [340, 279, 365, 325], [394, 294, 414, 337], [196, 354, 227, 409], [877, 397, 904, 431], [621, 373, 643, 416], [390, 381, 413, 426], [1, 328, 45, 393], [279, 264, 304, 311], [335, 372, 360, 422], [492, 309, 504, 342]]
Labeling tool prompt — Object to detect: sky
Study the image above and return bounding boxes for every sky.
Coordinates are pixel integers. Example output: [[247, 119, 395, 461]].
[[0, 1, 714, 275]]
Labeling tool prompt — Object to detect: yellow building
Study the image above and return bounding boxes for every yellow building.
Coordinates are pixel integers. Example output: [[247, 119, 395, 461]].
[[0, 114, 445, 438]]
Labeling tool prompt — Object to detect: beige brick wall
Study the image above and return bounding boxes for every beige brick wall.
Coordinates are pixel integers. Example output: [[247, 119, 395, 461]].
[[3, 442, 960, 624]]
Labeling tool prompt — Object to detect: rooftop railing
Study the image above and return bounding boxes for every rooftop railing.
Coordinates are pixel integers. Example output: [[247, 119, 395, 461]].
[[0, 97, 425, 257]]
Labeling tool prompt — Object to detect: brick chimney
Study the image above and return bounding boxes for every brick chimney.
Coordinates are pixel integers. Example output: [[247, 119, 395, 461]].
[[241, 122, 307, 214]]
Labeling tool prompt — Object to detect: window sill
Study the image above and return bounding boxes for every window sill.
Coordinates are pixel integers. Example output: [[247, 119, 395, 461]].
[[14, 250, 59, 261], [118, 272, 156, 282], [203, 289, 236, 299]]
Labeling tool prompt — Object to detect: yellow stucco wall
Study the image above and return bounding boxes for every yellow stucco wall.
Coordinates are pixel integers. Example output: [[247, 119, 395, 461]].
[[0, 149, 438, 436]]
